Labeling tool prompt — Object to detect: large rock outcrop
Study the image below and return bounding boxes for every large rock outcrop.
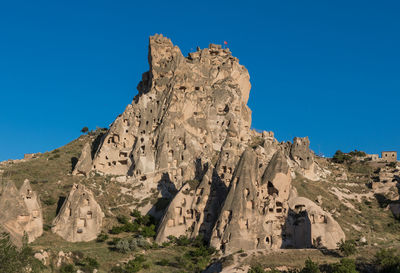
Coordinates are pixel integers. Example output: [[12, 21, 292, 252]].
[[52, 184, 104, 242], [76, 34, 252, 190], [72, 34, 343, 253], [0, 180, 43, 245]]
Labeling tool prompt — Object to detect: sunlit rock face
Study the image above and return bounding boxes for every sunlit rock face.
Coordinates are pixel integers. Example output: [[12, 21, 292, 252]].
[[0, 179, 43, 245], [89, 34, 252, 192], [52, 184, 104, 242], [72, 34, 343, 253]]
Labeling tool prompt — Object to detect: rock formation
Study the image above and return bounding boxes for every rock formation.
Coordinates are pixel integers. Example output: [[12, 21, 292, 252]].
[[286, 197, 345, 249], [72, 142, 92, 176], [72, 34, 343, 252], [52, 184, 104, 242], [0, 179, 43, 245]]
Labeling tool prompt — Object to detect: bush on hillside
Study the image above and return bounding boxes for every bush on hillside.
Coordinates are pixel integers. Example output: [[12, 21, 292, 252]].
[[337, 240, 357, 257]]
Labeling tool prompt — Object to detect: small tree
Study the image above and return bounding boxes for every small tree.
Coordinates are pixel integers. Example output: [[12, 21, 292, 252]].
[[374, 248, 400, 273], [332, 150, 352, 164], [329, 258, 358, 273], [81, 127, 89, 134], [338, 240, 357, 257], [300, 258, 321, 273]]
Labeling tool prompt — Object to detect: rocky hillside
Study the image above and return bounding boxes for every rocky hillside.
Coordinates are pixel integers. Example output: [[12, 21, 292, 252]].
[[0, 35, 399, 273]]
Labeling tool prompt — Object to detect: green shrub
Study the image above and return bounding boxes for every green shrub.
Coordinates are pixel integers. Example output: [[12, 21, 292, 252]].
[[75, 256, 100, 273], [248, 264, 267, 273], [329, 258, 358, 273], [117, 215, 130, 225], [111, 254, 147, 273], [332, 150, 352, 164], [0, 233, 43, 273], [115, 239, 131, 253], [157, 258, 169, 266], [60, 264, 76, 273], [300, 258, 320, 273], [140, 224, 156, 238], [96, 232, 109, 242], [374, 248, 400, 273], [43, 196, 57, 206], [348, 150, 366, 157], [81, 127, 89, 134], [337, 240, 357, 257]]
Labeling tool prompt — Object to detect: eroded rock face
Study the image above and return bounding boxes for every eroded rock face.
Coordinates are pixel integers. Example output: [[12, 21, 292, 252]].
[[72, 142, 93, 176], [286, 197, 345, 249], [210, 149, 292, 252], [87, 34, 252, 192], [52, 184, 104, 242], [0, 180, 43, 245], [71, 34, 344, 252]]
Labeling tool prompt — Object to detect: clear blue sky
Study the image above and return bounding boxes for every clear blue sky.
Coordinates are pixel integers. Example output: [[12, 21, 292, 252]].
[[1, 0, 399, 161]]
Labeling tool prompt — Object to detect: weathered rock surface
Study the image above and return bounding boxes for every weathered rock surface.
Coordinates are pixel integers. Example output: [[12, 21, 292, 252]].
[[72, 34, 343, 252], [0, 180, 43, 245], [72, 142, 93, 176], [286, 197, 345, 249], [52, 184, 104, 242]]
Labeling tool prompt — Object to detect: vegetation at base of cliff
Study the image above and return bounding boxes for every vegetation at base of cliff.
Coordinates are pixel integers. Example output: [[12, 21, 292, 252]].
[[109, 209, 157, 238], [59, 253, 100, 273], [0, 233, 44, 273]]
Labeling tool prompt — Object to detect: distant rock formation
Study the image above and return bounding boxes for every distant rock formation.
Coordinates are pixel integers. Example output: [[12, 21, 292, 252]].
[[52, 184, 104, 242], [72, 34, 342, 252], [0, 179, 43, 245]]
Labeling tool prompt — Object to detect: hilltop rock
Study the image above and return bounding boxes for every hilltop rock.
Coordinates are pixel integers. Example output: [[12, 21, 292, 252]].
[[52, 184, 104, 242], [71, 34, 342, 252], [88, 34, 252, 191], [0, 180, 43, 245]]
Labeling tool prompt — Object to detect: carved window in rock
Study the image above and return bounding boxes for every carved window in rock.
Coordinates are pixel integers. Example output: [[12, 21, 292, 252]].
[[267, 181, 279, 196], [83, 198, 90, 206], [119, 160, 128, 165], [32, 210, 39, 218], [77, 219, 85, 228], [140, 145, 145, 155]]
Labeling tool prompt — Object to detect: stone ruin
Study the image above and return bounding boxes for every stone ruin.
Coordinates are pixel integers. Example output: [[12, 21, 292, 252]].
[[0, 179, 43, 245], [52, 184, 104, 242], [72, 34, 344, 252]]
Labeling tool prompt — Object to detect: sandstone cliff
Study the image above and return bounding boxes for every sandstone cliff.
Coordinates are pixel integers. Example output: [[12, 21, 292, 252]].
[[72, 34, 343, 252]]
